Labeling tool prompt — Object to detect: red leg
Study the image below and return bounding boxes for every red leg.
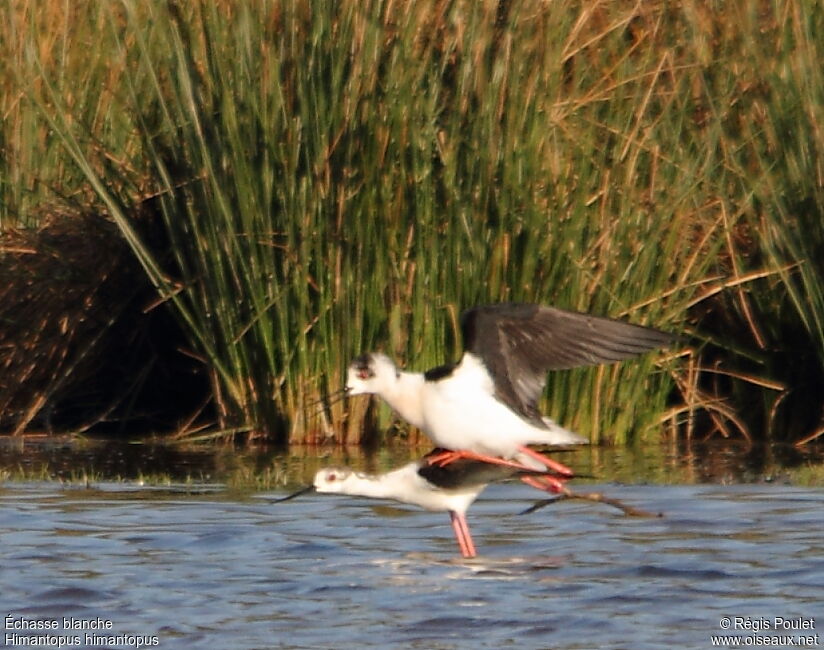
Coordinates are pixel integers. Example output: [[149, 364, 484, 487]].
[[427, 448, 546, 473], [449, 511, 476, 558], [516, 445, 575, 478], [520, 474, 567, 494]]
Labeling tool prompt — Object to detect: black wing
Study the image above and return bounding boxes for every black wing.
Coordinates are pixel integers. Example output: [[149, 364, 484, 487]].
[[460, 303, 674, 424], [417, 449, 574, 489], [417, 450, 519, 488]]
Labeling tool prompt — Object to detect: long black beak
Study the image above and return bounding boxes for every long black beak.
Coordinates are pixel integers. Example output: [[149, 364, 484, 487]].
[[306, 386, 350, 410], [271, 485, 316, 503]]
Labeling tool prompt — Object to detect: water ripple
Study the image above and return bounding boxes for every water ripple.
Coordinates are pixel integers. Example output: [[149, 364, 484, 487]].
[[0, 482, 821, 649]]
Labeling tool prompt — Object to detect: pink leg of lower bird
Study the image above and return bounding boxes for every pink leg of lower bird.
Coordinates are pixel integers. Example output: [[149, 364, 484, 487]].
[[427, 449, 547, 473], [520, 474, 566, 494], [516, 445, 575, 478], [449, 511, 476, 558]]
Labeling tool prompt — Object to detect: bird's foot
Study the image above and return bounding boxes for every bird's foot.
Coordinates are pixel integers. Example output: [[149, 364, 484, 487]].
[[516, 445, 575, 478], [520, 474, 568, 495]]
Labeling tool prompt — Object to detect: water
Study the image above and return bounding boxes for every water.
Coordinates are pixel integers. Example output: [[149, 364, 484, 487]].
[[1, 441, 822, 649]]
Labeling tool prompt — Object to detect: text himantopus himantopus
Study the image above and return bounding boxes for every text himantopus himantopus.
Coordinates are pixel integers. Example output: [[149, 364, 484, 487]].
[[345, 303, 673, 474], [274, 451, 568, 558]]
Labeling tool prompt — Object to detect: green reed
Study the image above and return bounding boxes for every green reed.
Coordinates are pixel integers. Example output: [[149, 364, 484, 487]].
[[2, 1, 822, 444]]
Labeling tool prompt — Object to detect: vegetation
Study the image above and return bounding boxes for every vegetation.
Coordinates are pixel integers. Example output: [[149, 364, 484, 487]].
[[1, 0, 822, 445], [0, 209, 211, 434]]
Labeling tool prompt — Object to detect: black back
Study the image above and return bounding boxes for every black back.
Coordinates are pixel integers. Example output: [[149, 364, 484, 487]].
[[417, 450, 519, 489]]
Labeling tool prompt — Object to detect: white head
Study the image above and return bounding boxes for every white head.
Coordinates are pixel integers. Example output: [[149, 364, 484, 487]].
[[312, 467, 359, 494], [345, 352, 399, 395]]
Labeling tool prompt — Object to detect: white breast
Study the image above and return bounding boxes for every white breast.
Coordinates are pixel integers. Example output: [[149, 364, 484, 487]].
[[419, 354, 557, 457], [377, 462, 482, 513]]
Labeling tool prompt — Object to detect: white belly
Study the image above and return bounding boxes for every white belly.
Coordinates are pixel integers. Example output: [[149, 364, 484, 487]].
[[419, 356, 555, 457]]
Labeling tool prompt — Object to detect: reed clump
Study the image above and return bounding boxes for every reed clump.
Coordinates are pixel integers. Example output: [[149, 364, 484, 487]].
[[1, 0, 822, 445], [0, 207, 212, 435]]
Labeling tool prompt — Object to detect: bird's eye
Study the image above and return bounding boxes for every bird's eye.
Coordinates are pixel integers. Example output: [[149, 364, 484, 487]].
[[327, 472, 337, 482], [358, 369, 371, 379]]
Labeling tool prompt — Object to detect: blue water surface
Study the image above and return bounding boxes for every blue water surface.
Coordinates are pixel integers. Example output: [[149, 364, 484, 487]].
[[1, 477, 821, 649]]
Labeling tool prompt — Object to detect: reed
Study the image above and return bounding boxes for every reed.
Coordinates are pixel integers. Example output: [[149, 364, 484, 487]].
[[2, 0, 822, 444]]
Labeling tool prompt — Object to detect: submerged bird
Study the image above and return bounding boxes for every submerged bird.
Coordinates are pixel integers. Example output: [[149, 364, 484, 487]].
[[345, 303, 673, 473], [274, 451, 568, 558]]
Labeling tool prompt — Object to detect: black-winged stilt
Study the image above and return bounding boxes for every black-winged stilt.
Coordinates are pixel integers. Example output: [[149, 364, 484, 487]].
[[345, 303, 673, 474], [274, 450, 569, 558]]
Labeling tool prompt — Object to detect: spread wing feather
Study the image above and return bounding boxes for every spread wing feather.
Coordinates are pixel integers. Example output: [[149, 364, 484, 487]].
[[460, 303, 674, 424]]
